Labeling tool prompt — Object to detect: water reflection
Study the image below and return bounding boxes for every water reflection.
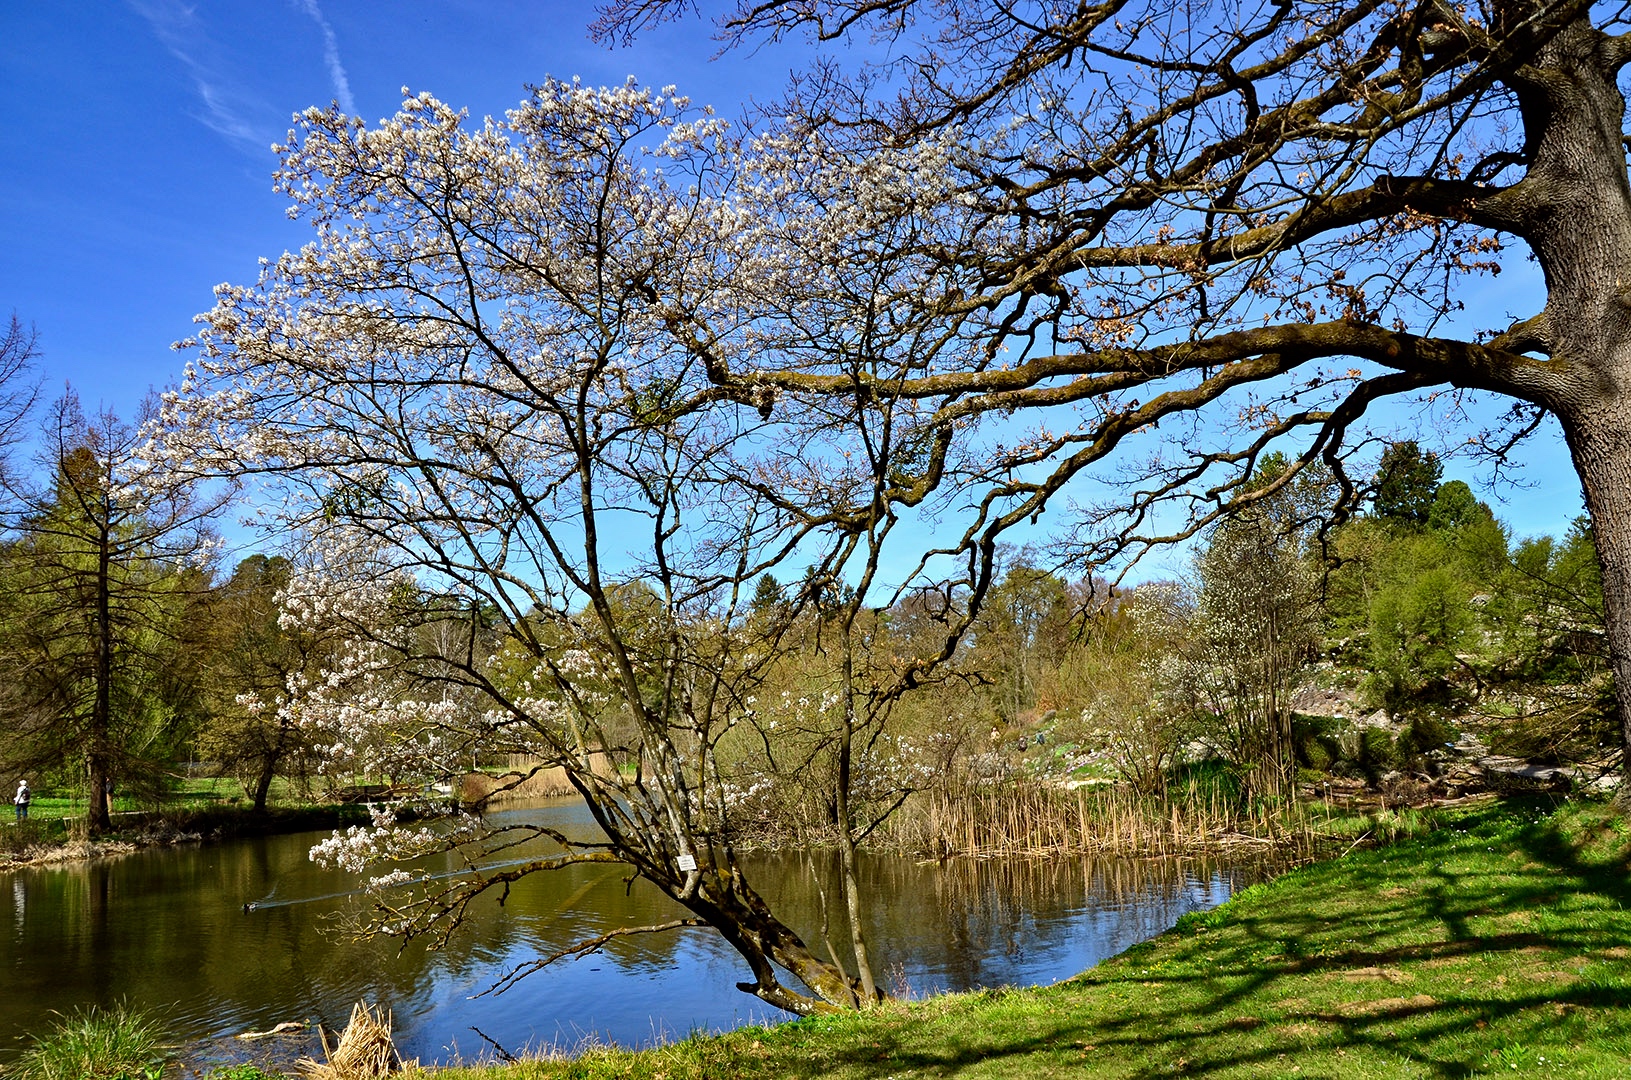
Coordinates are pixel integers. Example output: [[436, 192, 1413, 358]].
[[753, 850, 1248, 995], [0, 800, 1259, 1066]]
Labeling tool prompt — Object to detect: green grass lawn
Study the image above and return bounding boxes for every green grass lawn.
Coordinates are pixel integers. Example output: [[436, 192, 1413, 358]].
[[9, 776, 319, 821], [409, 795, 1631, 1079], [2, 778, 369, 861]]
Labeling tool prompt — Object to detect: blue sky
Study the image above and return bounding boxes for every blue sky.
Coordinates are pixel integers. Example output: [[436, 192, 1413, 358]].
[[0, 1, 1588, 556], [0, 1, 805, 409]]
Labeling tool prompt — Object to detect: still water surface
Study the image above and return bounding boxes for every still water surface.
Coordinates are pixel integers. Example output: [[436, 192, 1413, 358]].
[[1, 799, 1257, 1066]]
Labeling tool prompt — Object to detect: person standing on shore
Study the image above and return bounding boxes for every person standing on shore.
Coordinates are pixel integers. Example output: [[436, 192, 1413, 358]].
[[13, 780, 29, 822]]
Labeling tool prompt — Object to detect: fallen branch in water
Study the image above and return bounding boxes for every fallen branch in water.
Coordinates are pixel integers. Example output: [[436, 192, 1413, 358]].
[[236, 1021, 306, 1040]]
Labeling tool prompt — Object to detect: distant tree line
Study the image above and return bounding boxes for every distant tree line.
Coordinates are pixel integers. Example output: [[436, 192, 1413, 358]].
[[700, 441, 1611, 837], [0, 321, 338, 831]]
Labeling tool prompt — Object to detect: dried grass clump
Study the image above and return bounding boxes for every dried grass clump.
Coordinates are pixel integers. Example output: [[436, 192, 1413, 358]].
[[297, 1002, 408, 1079]]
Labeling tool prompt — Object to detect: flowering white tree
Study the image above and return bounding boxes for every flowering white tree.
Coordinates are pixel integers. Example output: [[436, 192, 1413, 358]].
[[1183, 513, 1323, 794], [164, 79, 1001, 1013]]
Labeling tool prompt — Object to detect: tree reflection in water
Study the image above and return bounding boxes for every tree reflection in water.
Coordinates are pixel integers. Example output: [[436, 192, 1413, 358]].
[[0, 802, 1262, 1067]]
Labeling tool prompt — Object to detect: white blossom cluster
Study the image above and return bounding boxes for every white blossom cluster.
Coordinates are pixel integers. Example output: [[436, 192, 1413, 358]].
[[152, 73, 1013, 882], [309, 811, 479, 876]]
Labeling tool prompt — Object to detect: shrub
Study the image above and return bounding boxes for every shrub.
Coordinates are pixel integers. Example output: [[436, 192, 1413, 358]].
[[1170, 758, 1243, 806], [1358, 727, 1402, 776], [1292, 714, 1338, 772]]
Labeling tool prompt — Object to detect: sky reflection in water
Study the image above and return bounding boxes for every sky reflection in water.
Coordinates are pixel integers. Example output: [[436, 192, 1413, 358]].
[[0, 799, 1257, 1066]]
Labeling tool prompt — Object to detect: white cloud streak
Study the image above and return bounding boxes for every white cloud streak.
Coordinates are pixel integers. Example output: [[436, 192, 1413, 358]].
[[294, 0, 357, 115], [128, 0, 272, 147], [128, 0, 359, 152]]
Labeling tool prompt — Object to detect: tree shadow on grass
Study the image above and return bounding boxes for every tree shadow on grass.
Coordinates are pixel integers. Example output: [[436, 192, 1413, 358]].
[[822, 981, 1624, 1079], [785, 801, 1631, 1079]]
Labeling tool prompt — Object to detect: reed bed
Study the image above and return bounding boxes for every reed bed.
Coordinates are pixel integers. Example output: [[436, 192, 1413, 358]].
[[876, 780, 1352, 861], [459, 753, 617, 805], [722, 773, 1436, 860]]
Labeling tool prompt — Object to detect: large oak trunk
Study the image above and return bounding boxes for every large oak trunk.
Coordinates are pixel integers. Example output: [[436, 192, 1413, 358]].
[[1559, 411, 1631, 781], [1512, 12, 1631, 782]]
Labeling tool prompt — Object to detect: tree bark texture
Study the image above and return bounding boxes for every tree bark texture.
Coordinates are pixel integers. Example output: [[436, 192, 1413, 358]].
[[1559, 415, 1631, 777], [1506, 14, 1631, 775]]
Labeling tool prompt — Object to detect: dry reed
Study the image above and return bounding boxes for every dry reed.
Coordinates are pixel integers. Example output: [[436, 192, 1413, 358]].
[[297, 1002, 407, 1080], [880, 779, 1327, 861], [459, 752, 617, 804]]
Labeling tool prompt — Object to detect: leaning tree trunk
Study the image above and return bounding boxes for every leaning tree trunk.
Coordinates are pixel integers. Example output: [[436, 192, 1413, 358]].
[[834, 630, 881, 1005], [576, 767, 879, 1015], [684, 863, 874, 1014]]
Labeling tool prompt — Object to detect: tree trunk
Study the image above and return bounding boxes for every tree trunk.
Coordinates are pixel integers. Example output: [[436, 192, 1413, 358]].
[[835, 639, 880, 1005], [1511, 15, 1631, 782], [684, 868, 869, 1014], [581, 777, 880, 1014], [86, 755, 110, 834], [252, 757, 275, 813], [87, 506, 113, 836], [1558, 411, 1631, 780], [657, 629, 884, 1015], [251, 720, 293, 813]]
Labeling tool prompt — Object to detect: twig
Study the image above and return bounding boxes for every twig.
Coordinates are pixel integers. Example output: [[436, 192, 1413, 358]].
[[468, 1025, 518, 1063], [476, 918, 706, 997]]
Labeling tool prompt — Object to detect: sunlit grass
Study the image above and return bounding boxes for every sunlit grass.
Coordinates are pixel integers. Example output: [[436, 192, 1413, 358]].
[[12, 1004, 167, 1080], [3, 779, 371, 861], [10, 776, 326, 823], [408, 795, 1631, 1079]]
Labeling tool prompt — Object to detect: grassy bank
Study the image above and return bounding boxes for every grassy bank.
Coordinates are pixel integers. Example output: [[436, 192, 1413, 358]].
[[0, 802, 376, 865], [16, 775, 316, 820], [407, 795, 1630, 1079]]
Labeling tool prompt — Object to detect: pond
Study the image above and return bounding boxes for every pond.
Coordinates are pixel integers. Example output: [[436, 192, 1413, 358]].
[[0, 799, 1260, 1067]]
